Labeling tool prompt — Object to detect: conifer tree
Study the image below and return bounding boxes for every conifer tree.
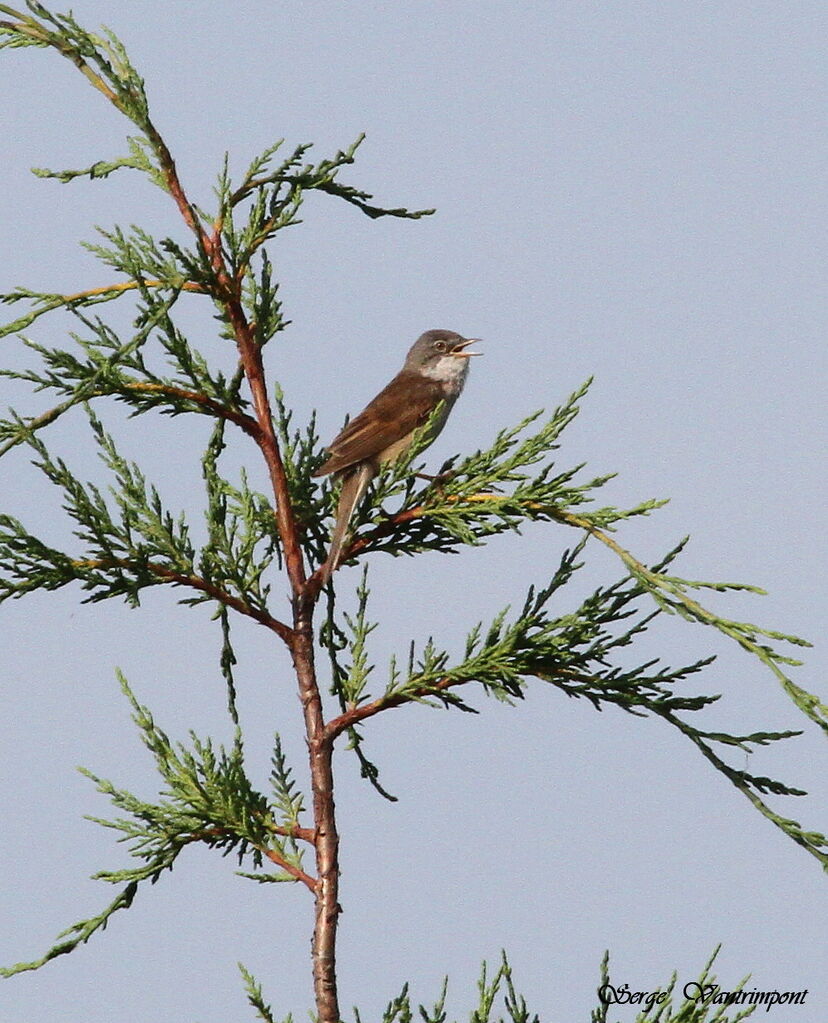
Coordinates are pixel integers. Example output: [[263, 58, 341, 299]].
[[0, 5, 824, 1021]]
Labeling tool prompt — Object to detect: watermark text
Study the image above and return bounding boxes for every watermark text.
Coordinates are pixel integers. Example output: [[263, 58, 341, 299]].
[[597, 981, 809, 1013]]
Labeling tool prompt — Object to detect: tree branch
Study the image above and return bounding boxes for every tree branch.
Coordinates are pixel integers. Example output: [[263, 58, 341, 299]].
[[188, 826, 319, 887], [325, 676, 471, 742], [258, 846, 318, 892], [119, 382, 259, 436], [69, 558, 294, 643]]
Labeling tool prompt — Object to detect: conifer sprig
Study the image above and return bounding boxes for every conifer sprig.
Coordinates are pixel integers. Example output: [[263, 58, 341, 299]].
[[238, 963, 282, 1023], [200, 422, 281, 606], [0, 291, 182, 455], [0, 407, 291, 637], [323, 548, 828, 868], [321, 576, 400, 801], [357, 949, 759, 1023], [334, 382, 661, 562], [225, 133, 434, 231], [1, 673, 314, 977]]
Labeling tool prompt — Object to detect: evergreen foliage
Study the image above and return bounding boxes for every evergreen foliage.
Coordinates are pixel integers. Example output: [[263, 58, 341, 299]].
[[0, 3, 824, 1020]]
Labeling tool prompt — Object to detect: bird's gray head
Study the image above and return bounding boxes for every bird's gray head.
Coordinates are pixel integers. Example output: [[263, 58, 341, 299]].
[[404, 329, 481, 383]]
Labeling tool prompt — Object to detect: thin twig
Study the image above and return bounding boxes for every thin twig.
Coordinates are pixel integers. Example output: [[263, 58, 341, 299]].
[[325, 677, 469, 741], [259, 847, 318, 892], [70, 558, 293, 643], [119, 382, 259, 436]]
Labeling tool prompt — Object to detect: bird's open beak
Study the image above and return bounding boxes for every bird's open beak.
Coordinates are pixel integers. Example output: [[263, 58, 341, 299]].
[[451, 337, 482, 357]]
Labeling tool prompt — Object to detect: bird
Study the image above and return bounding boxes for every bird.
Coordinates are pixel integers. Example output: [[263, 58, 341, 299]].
[[313, 328, 481, 581]]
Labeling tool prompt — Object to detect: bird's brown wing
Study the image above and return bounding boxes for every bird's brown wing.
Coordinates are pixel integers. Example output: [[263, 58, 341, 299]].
[[313, 370, 444, 476]]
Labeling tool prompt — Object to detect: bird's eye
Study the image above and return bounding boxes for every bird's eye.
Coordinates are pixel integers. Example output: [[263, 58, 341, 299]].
[[433, 340, 447, 353]]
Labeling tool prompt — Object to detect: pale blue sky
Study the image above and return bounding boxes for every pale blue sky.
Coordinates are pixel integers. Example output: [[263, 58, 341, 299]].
[[1, 2, 826, 1021]]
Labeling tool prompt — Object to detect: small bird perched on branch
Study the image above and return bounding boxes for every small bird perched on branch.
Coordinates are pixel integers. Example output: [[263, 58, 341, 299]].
[[313, 328, 481, 582]]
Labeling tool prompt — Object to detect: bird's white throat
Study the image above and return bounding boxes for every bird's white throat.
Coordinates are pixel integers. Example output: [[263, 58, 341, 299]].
[[420, 355, 471, 391]]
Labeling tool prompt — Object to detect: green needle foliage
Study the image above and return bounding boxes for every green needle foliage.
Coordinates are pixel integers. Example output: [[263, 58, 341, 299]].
[[0, 3, 824, 1021], [226, 948, 762, 1023]]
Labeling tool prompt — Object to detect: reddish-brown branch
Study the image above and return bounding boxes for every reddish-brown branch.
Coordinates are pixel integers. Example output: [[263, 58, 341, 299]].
[[306, 490, 550, 591], [269, 822, 318, 845], [147, 565, 294, 642], [140, 100, 309, 595], [70, 558, 293, 643], [187, 827, 317, 891], [119, 382, 259, 436], [304, 502, 429, 596], [177, 164, 343, 1018], [223, 295, 308, 593], [198, 226, 342, 1022], [143, 123, 205, 242], [325, 676, 468, 742], [325, 665, 609, 742], [260, 846, 318, 892], [291, 623, 341, 1021], [304, 499, 455, 594]]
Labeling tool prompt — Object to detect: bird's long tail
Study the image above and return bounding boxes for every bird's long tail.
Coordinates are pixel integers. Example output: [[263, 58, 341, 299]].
[[320, 463, 375, 583]]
